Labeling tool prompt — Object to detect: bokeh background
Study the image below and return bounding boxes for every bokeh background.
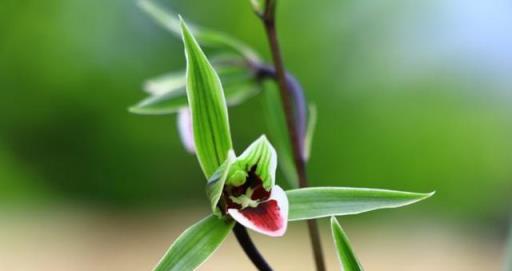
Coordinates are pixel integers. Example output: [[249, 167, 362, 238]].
[[1, 0, 511, 270]]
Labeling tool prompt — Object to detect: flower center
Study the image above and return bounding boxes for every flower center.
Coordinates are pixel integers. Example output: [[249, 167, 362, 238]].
[[229, 188, 260, 209], [220, 165, 271, 213]]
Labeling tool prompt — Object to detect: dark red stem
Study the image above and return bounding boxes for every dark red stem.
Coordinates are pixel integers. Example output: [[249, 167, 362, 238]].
[[257, 1, 327, 270]]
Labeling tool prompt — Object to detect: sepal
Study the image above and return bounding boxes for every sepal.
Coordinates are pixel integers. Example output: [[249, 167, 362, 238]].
[[206, 150, 236, 215], [227, 135, 277, 190]]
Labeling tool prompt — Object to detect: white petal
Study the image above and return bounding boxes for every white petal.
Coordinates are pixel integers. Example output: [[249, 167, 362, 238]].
[[228, 185, 288, 237], [177, 108, 195, 154]]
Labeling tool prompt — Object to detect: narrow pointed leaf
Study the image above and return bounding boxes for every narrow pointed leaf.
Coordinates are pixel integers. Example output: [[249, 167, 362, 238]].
[[143, 71, 186, 96], [129, 82, 259, 116], [303, 104, 317, 161], [138, 0, 181, 34], [198, 31, 259, 63], [139, 0, 258, 61], [287, 187, 434, 221], [263, 82, 298, 188], [153, 215, 234, 271], [181, 19, 233, 178], [331, 217, 364, 271], [224, 82, 260, 106], [139, 54, 250, 99], [129, 86, 188, 115], [129, 66, 259, 116], [207, 150, 236, 215]]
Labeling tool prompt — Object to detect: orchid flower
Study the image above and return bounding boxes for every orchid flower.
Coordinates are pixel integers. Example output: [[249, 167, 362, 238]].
[[131, 0, 318, 190], [144, 18, 434, 271], [207, 135, 288, 237]]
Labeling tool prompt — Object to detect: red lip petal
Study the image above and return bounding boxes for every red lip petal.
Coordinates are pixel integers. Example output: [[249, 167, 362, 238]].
[[228, 185, 288, 237], [241, 200, 282, 232]]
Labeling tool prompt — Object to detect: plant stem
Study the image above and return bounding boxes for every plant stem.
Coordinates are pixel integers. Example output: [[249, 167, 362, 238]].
[[258, 1, 326, 270], [233, 223, 273, 271]]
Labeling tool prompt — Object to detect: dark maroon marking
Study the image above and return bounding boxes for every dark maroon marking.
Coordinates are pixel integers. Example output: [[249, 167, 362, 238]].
[[251, 183, 270, 201], [221, 164, 271, 211], [230, 185, 246, 197], [240, 200, 283, 232], [224, 193, 242, 209]]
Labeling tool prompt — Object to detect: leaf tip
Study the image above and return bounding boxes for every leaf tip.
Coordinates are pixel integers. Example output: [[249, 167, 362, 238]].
[[179, 16, 195, 48], [128, 105, 142, 114], [406, 190, 435, 206], [423, 191, 436, 199], [178, 14, 187, 31]]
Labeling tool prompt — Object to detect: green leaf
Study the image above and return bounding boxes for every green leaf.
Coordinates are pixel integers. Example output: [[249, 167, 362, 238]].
[[129, 66, 260, 116], [263, 82, 298, 188], [207, 150, 236, 215], [129, 86, 188, 115], [331, 217, 364, 271], [143, 71, 187, 96], [138, 0, 181, 34], [224, 82, 260, 106], [286, 187, 434, 221], [181, 18, 233, 178], [197, 31, 259, 63], [226, 135, 277, 190], [304, 104, 317, 161], [139, 0, 258, 61], [129, 83, 259, 115], [153, 215, 234, 271]]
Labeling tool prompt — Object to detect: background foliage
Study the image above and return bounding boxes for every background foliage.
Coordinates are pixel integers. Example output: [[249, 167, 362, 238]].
[[1, 0, 511, 227]]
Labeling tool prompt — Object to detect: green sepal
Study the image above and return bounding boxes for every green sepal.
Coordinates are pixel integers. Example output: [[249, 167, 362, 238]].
[[287, 187, 434, 221], [206, 150, 236, 216], [226, 135, 277, 190], [331, 217, 364, 271], [129, 85, 188, 115], [129, 67, 260, 116], [152, 215, 234, 271], [180, 18, 233, 178], [143, 71, 186, 96]]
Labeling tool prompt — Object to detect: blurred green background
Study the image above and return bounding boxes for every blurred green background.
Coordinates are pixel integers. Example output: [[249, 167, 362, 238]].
[[1, 0, 511, 219], [2, 0, 512, 269], [1, 0, 512, 265]]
